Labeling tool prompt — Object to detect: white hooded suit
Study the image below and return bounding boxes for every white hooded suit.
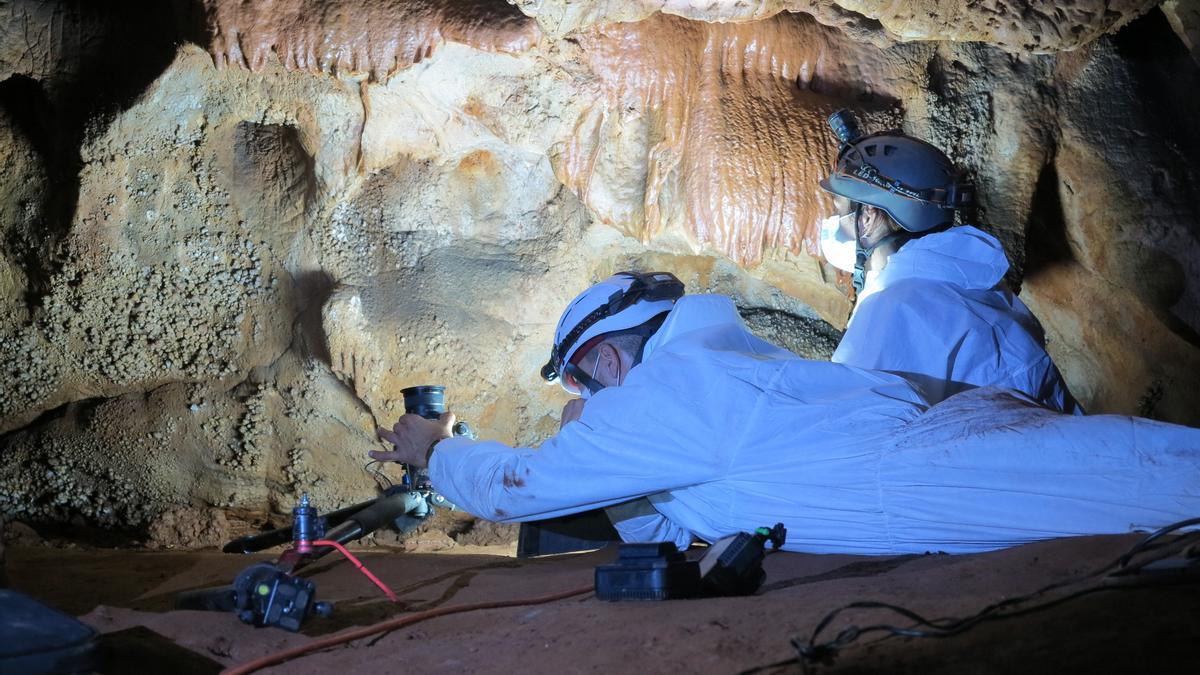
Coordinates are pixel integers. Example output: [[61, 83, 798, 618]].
[[830, 225, 1080, 413], [429, 295, 1198, 555]]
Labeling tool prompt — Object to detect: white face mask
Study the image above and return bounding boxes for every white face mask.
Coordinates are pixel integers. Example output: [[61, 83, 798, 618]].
[[819, 213, 858, 273]]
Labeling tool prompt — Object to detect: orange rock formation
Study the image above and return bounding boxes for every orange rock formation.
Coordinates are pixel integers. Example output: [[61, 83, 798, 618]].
[[204, 0, 540, 79], [559, 13, 899, 265]]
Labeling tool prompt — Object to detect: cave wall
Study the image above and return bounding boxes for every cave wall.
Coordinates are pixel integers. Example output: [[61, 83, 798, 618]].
[[1, 0, 1198, 539]]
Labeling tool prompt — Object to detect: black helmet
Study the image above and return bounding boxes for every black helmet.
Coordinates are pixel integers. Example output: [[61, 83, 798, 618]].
[[819, 111, 974, 233]]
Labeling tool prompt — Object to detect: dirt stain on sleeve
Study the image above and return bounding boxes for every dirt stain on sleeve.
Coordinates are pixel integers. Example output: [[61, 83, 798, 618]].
[[502, 470, 526, 488]]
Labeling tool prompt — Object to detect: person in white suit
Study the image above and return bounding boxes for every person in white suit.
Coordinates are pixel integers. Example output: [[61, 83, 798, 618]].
[[817, 111, 1080, 413], [373, 272, 1198, 555]]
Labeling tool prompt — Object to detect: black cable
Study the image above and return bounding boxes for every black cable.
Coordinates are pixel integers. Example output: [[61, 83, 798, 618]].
[[1116, 517, 1200, 569], [363, 459, 393, 489], [738, 516, 1200, 674]]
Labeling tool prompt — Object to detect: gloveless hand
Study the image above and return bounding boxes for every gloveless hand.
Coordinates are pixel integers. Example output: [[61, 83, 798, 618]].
[[372, 412, 456, 469], [560, 398, 586, 430]]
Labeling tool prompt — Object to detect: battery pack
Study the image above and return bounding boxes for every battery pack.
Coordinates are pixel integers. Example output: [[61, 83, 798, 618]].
[[594, 542, 700, 601]]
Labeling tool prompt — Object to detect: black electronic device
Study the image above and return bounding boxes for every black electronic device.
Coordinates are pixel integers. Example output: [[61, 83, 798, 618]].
[[401, 384, 473, 436], [181, 489, 426, 631], [594, 523, 787, 602], [230, 563, 333, 632], [699, 523, 787, 596], [402, 385, 448, 420], [594, 542, 701, 601]]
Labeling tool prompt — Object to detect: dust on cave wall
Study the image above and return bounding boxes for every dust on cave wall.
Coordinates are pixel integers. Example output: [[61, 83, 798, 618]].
[[0, 0, 1197, 542]]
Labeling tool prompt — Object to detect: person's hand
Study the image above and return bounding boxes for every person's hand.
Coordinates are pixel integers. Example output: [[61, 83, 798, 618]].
[[372, 412, 456, 468], [560, 398, 586, 430]]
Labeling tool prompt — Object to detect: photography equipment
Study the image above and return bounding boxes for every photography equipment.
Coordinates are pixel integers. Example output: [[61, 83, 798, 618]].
[[291, 492, 322, 554], [230, 563, 333, 631], [402, 385, 447, 420], [399, 385, 474, 490], [594, 523, 787, 601], [181, 384, 470, 631], [221, 487, 445, 558], [698, 523, 787, 596], [594, 542, 701, 601], [179, 491, 411, 630], [401, 384, 473, 437]]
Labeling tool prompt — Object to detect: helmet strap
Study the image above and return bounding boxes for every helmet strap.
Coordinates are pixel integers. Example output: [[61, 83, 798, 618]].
[[852, 205, 868, 293], [629, 312, 669, 368], [544, 274, 683, 383], [852, 205, 916, 294]]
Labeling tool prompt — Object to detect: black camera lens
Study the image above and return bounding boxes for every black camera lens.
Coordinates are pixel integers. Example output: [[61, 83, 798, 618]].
[[401, 385, 446, 420], [828, 109, 861, 145]]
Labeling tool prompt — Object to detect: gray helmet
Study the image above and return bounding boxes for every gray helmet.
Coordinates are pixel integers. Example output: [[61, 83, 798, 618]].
[[819, 113, 974, 233]]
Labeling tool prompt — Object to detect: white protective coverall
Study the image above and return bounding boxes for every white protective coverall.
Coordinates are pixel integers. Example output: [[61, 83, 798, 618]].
[[429, 295, 1200, 555], [830, 225, 1081, 414]]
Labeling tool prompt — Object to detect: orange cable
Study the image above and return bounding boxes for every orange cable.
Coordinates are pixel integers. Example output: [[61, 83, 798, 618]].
[[221, 583, 594, 675], [310, 540, 399, 603]]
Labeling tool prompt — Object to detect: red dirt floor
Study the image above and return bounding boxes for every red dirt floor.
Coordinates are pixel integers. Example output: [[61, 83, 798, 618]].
[[5, 534, 1200, 674]]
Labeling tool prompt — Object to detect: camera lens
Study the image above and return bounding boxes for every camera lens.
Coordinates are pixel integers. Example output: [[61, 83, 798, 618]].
[[401, 385, 446, 420]]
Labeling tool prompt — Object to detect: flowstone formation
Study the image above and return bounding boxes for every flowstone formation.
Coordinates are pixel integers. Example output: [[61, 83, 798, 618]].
[[1, 0, 1198, 545]]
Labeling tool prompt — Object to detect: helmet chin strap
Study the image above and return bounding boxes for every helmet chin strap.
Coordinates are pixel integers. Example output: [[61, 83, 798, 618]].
[[852, 205, 870, 293], [852, 206, 912, 294]]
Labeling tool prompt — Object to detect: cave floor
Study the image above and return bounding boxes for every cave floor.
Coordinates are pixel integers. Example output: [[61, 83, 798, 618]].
[[5, 534, 1200, 674]]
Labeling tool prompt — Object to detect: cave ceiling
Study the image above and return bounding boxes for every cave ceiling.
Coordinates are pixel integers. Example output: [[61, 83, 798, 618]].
[[508, 0, 1162, 52]]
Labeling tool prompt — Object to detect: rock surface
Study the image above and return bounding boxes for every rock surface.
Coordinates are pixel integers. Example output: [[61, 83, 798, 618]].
[[204, 0, 540, 80], [558, 13, 903, 268], [1162, 0, 1200, 60], [6, 534, 1197, 673], [509, 0, 1160, 53], [145, 506, 259, 550], [0, 0, 1198, 543]]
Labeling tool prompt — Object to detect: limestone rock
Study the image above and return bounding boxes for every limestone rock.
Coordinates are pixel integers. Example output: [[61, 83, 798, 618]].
[[1162, 0, 1200, 61], [453, 518, 520, 546], [1017, 15, 1200, 419], [146, 506, 246, 550], [823, 0, 1158, 53], [1, 520, 41, 546], [0, 102, 44, 327], [558, 13, 905, 270], [509, 0, 1159, 53], [203, 0, 541, 80]]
